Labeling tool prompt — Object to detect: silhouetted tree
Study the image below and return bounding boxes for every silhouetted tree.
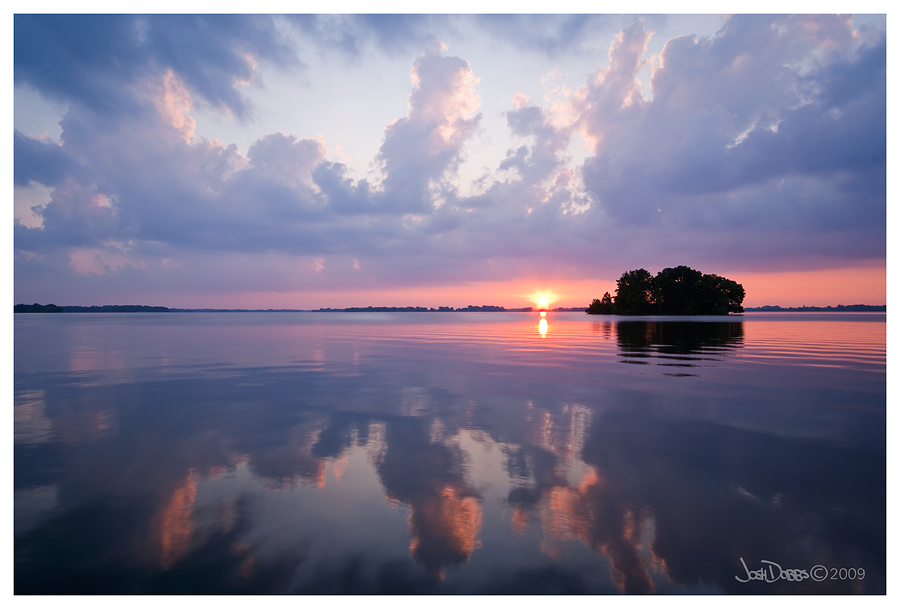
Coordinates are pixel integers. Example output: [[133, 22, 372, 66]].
[[586, 292, 614, 314], [652, 266, 705, 315], [699, 274, 745, 314], [612, 269, 654, 315]]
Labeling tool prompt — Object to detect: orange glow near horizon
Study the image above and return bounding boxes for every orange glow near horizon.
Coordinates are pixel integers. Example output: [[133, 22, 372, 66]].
[[733, 266, 885, 307], [157, 279, 613, 310], [142, 265, 884, 310]]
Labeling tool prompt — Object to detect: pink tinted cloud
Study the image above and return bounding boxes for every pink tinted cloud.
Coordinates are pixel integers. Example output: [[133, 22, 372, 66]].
[[376, 45, 482, 213]]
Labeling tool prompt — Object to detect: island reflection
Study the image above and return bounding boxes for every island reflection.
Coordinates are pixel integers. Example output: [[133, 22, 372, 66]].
[[616, 321, 744, 371]]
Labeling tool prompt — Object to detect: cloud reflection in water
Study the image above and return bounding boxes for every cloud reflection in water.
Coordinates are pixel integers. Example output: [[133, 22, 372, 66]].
[[14, 312, 885, 593]]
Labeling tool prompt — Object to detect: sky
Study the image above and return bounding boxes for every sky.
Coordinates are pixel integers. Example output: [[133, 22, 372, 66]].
[[12, 9, 888, 309]]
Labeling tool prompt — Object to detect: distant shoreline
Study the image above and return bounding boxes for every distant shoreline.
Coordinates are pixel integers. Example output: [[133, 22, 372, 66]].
[[742, 305, 886, 312], [14, 303, 886, 313], [14, 303, 536, 313]]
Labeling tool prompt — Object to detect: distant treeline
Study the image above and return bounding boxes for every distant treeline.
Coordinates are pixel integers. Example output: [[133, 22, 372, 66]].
[[168, 308, 310, 312], [13, 303, 541, 313], [15, 303, 170, 313], [587, 266, 746, 316], [314, 305, 533, 312], [745, 304, 885, 312]]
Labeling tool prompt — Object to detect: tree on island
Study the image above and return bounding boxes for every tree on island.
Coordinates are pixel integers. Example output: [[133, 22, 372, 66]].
[[586, 292, 614, 314], [586, 266, 745, 315], [612, 268, 655, 315]]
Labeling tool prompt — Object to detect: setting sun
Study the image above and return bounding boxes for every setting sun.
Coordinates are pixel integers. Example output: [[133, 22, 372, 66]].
[[529, 290, 558, 309]]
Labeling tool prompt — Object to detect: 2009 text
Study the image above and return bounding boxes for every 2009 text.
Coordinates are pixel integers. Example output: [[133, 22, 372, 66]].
[[736, 558, 865, 583]]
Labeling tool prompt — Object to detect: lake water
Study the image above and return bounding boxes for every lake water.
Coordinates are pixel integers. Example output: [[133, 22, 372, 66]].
[[14, 311, 885, 594]]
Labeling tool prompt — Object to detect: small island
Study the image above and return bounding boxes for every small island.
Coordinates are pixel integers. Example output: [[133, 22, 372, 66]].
[[587, 266, 745, 315]]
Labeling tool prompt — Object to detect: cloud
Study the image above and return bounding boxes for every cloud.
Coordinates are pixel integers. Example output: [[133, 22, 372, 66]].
[[288, 15, 630, 61], [14, 14, 297, 120], [571, 15, 884, 249], [289, 15, 448, 58], [375, 46, 482, 214], [474, 15, 629, 57], [14, 129, 77, 187], [13, 15, 886, 304], [500, 104, 572, 184], [15, 44, 486, 261], [246, 132, 325, 185]]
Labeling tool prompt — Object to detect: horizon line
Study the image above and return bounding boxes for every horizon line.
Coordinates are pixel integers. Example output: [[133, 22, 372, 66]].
[[13, 302, 888, 313]]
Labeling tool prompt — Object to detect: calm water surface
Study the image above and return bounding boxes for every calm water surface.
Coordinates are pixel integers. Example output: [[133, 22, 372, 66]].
[[14, 312, 885, 593]]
